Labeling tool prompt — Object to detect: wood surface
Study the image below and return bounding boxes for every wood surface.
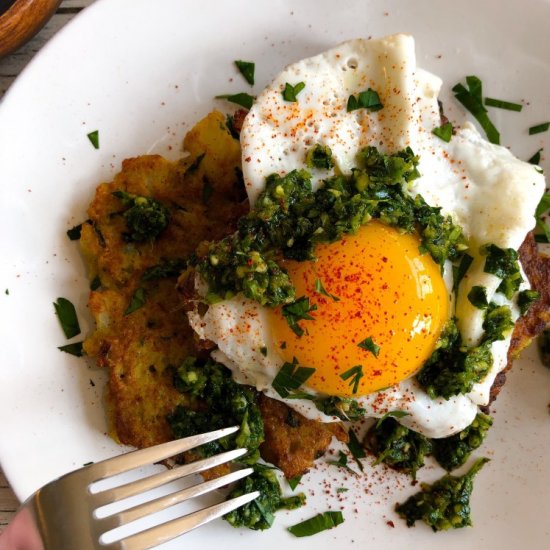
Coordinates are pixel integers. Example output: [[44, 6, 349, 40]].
[[0, 0, 95, 531]]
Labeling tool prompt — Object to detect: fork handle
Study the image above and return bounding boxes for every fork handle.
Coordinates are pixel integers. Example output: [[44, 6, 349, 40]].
[[0, 508, 44, 550]]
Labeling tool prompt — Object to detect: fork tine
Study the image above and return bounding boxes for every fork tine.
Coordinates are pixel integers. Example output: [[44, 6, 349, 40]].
[[96, 467, 253, 533], [91, 447, 247, 507], [104, 491, 260, 550], [87, 426, 239, 481]]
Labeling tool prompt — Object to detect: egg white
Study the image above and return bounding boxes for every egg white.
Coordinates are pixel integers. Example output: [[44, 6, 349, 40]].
[[188, 34, 545, 438]]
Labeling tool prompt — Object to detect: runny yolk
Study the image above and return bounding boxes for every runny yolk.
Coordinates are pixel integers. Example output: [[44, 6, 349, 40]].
[[268, 221, 449, 397]]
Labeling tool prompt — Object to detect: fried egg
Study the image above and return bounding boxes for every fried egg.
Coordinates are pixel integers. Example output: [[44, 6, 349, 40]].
[[188, 34, 545, 438]]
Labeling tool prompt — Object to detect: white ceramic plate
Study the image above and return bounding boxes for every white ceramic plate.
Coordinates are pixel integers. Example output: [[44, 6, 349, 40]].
[[1, 0, 550, 548]]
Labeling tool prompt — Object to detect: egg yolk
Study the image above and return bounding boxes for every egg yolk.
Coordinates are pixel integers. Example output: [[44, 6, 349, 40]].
[[268, 221, 449, 397]]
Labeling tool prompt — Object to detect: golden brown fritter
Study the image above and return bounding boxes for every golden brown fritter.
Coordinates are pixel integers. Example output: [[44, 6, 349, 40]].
[[258, 395, 348, 479], [488, 232, 550, 404], [81, 112, 246, 447]]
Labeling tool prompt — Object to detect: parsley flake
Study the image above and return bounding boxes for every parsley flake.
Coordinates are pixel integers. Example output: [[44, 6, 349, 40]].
[[484, 97, 523, 112], [346, 429, 366, 472], [282, 296, 317, 337], [346, 88, 383, 112], [272, 358, 315, 398], [90, 276, 101, 291], [67, 223, 84, 241], [124, 287, 146, 315], [235, 60, 255, 85], [288, 511, 345, 537], [305, 144, 334, 170], [202, 177, 214, 204], [357, 336, 380, 357], [432, 122, 453, 142], [87, 130, 99, 149], [518, 289, 540, 316], [376, 410, 410, 428], [529, 122, 550, 135], [535, 192, 550, 243], [327, 451, 357, 475], [481, 244, 523, 298], [288, 476, 302, 490], [215, 93, 254, 109], [186, 152, 205, 174], [452, 77, 500, 144], [467, 285, 489, 309], [340, 365, 364, 394], [58, 341, 84, 357], [53, 297, 81, 339], [528, 148, 543, 165], [282, 82, 305, 102], [314, 278, 339, 301], [452, 253, 473, 293]]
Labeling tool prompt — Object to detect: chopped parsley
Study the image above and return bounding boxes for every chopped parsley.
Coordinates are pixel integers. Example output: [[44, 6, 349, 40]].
[[534, 192, 550, 243], [528, 148, 543, 165], [124, 287, 146, 315], [396, 457, 489, 531], [53, 297, 81, 339], [67, 222, 84, 241], [357, 336, 380, 357], [529, 122, 550, 135], [314, 277, 339, 301], [58, 341, 84, 357], [517, 289, 540, 316], [314, 396, 366, 422], [432, 122, 453, 142], [346, 429, 366, 472], [112, 191, 170, 242], [416, 308, 512, 399], [288, 511, 344, 537], [215, 92, 254, 109], [452, 253, 474, 293], [282, 82, 305, 102], [539, 328, 550, 368], [282, 296, 317, 337], [288, 476, 302, 490], [272, 358, 315, 398], [432, 412, 493, 471], [366, 417, 431, 479], [141, 259, 187, 282], [90, 276, 101, 291], [452, 76, 500, 144], [467, 285, 489, 309], [481, 243, 522, 299], [376, 410, 410, 428], [346, 88, 383, 112], [376, 410, 411, 426], [202, 178, 214, 204], [87, 130, 99, 149], [305, 144, 334, 170], [484, 97, 523, 112], [235, 60, 255, 85], [186, 152, 205, 174], [328, 450, 357, 475], [340, 365, 364, 394]]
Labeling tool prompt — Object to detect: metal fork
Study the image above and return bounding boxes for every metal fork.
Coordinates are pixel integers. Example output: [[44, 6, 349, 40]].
[[2, 426, 258, 550]]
